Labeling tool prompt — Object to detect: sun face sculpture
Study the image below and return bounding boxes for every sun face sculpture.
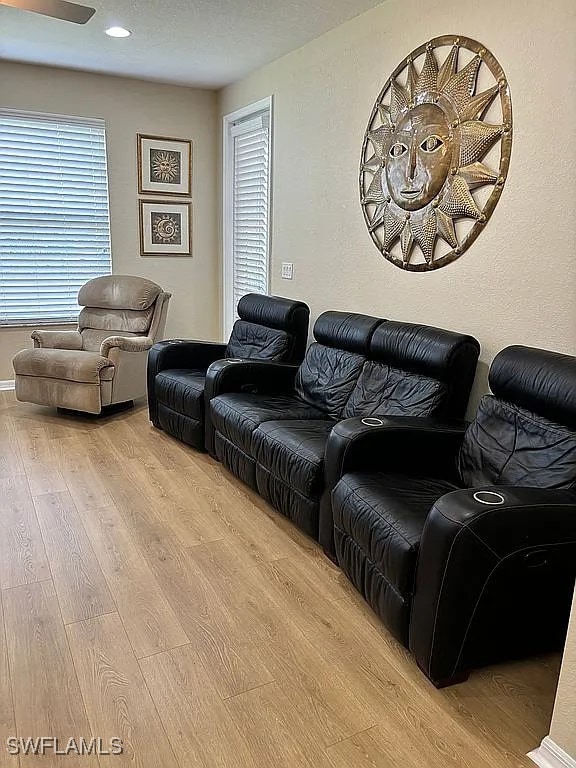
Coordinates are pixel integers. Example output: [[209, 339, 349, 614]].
[[360, 35, 512, 271]]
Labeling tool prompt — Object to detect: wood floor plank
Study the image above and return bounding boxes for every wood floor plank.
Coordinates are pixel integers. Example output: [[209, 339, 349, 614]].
[[0, 476, 50, 589], [3, 580, 99, 767], [33, 491, 116, 624], [66, 613, 179, 768], [0, 594, 18, 765], [224, 681, 334, 768], [102, 475, 275, 697], [74, 502, 189, 658], [139, 644, 258, 768]]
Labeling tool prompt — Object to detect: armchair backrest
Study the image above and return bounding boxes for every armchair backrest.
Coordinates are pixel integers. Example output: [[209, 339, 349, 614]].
[[225, 293, 309, 364], [77, 275, 169, 353], [342, 321, 480, 419], [295, 311, 381, 418], [458, 345, 576, 488]]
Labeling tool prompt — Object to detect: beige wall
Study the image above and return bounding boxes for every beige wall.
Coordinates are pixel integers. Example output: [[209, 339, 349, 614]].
[[219, 0, 576, 409], [0, 62, 220, 380], [549, 582, 576, 759]]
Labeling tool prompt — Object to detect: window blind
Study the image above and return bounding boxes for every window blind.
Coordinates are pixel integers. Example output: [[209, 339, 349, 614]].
[[230, 111, 270, 311], [0, 110, 112, 325]]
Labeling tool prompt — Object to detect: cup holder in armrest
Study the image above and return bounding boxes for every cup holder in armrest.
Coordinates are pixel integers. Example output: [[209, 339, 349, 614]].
[[473, 490, 505, 506], [361, 417, 385, 427]]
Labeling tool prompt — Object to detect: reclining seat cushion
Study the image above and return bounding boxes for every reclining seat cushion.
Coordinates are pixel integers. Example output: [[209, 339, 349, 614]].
[[252, 420, 335, 497], [458, 395, 576, 489], [332, 471, 459, 642], [225, 320, 290, 361], [154, 368, 207, 420], [210, 393, 328, 455]]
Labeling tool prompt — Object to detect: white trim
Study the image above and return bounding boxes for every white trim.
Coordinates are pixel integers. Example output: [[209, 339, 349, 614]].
[[0, 380, 15, 391], [222, 95, 273, 339], [528, 737, 576, 768]]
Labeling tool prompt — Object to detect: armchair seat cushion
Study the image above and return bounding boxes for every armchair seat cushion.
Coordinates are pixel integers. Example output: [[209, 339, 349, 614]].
[[253, 420, 335, 497], [333, 472, 459, 597], [154, 369, 207, 420], [210, 393, 326, 454], [13, 348, 114, 384]]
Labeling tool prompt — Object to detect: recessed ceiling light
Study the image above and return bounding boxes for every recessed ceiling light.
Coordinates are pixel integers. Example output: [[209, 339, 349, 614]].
[[105, 26, 131, 38]]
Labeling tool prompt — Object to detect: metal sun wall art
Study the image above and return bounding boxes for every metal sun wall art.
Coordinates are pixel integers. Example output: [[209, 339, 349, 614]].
[[360, 35, 512, 271]]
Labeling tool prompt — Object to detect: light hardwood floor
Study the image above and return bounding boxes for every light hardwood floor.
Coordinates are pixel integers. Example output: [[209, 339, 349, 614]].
[[0, 391, 560, 767]]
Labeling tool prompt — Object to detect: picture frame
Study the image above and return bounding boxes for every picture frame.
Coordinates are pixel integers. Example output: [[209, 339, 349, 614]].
[[137, 134, 192, 196], [139, 200, 192, 257]]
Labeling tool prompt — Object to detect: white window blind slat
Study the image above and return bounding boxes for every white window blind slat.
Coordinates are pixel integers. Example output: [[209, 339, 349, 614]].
[[0, 110, 112, 325]]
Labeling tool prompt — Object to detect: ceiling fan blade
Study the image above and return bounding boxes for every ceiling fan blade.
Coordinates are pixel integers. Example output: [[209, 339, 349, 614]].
[[1, 0, 95, 24]]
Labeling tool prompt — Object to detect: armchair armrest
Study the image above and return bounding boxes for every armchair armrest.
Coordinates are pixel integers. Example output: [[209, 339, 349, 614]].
[[31, 329, 82, 350], [410, 486, 576, 687], [148, 339, 228, 375], [204, 359, 299, 400], [319, 416, 468, 559], [101, 335, 153, 357], [204, 359, 299, 457]]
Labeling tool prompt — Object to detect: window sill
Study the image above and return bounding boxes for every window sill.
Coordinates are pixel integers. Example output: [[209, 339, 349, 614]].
[[0, 321, 77, 329]]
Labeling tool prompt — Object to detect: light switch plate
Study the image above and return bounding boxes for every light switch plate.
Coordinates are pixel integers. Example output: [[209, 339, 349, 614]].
[[281, 262, 294, 280]]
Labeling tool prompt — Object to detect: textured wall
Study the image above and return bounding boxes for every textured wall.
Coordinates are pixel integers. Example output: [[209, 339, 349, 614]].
[[219, 0, 576, 412], [550, 583, 576, 759], [0, 62, 219, 380]]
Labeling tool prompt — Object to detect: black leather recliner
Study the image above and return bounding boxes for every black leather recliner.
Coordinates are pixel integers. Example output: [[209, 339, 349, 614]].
[[147, 294, 309, 450], [327, 345, 576, 687], [205, 312, 479, 540]]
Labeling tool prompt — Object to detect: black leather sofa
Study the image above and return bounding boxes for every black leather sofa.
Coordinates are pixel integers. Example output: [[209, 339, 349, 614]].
[[147, 294, 309, 450], [328, 345, 576, 687], [205, 312, 480, 540]]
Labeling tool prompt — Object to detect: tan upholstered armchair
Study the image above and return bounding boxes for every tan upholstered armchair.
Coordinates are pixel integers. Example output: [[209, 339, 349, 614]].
[[13, 275, 171, 414]]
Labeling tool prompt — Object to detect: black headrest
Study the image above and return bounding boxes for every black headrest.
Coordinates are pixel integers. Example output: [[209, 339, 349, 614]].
[[489, 345, 576, 428], [313, 311, 382, 355], [237, 294, 309, 333], [370, 321, 480, 380]]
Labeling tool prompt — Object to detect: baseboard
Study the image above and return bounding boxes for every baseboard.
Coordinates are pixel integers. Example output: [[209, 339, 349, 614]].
[[528, 737, 576, 768], [0, 380, 15, 391]]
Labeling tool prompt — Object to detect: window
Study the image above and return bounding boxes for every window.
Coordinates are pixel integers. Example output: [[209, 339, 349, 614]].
[[0, 109, 112, 325], [223, 97, 272, 336]]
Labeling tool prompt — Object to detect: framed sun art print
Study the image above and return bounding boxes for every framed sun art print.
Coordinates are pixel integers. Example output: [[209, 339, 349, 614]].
[[139, 200, 192, 256], [137, 134, 192, 196]]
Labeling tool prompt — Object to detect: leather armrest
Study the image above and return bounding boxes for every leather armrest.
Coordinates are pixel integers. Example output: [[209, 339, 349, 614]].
[[148, 339, 228, 373], [101, 335, 153, 357], [31, 329, 82, 350], [204, 359, 299, 400], [146, 339, 228, 427], [203, 359, 299, 457], [319, 416, 468, 560], [325, 416, 468, 488], [410, 486, 576, 687]]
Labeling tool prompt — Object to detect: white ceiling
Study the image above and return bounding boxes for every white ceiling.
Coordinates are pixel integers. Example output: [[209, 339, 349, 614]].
[[0, 0, 383, 88]]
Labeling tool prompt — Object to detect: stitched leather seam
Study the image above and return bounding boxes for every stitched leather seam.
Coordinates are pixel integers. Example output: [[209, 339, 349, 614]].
[[335, 526, 409, 603], [157, 401, 201, 423]]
